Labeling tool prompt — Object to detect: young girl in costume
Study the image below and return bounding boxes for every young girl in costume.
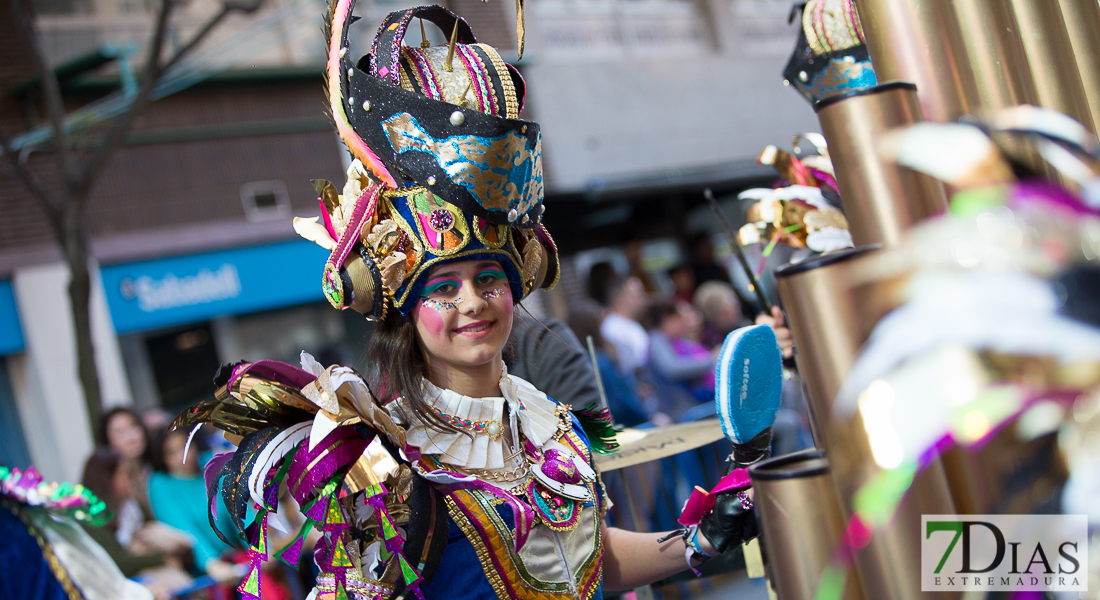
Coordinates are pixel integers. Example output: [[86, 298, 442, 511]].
[[170, 5, 763, 599]]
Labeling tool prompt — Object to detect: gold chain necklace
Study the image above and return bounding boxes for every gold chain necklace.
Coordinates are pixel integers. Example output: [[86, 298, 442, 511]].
[[451, 457, 531, 482], [450, 438, 531, 482]]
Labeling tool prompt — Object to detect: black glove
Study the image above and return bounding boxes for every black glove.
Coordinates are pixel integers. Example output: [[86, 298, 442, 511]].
[[698, 485, 758, 554], [731, 426, 773, 469], [696, 428, 770, 555]]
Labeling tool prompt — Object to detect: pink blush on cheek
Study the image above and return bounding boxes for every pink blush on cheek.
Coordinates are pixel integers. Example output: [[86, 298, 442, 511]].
[[414, 302, 447, 338]]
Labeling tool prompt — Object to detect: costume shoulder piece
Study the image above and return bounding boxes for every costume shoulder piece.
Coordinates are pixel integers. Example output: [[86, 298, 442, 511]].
[[1, 466, 152, 600], [170, 353, 428, 600], [293, 2, 559, 318]]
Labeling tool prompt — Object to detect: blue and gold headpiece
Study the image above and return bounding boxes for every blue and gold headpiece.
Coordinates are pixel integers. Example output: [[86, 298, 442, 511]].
[[294, 4, 557, 319], [783, 0, 877, 105]]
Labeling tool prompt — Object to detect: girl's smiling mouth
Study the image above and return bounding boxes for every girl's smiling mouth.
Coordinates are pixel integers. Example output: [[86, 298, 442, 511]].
[[454, 320, 495, 336]]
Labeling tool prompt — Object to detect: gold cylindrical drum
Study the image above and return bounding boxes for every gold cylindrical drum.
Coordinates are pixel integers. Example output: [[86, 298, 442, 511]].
[[775, 246, 876, 446], [776, 248, 959, 600], [853, 0, 979, 122], [952, 0, 1038, 111], [1009, 0, 1095, 132], [1055, 0, 1100, 133], [815, 83, 948, 248], [750, 450, 863, 600]]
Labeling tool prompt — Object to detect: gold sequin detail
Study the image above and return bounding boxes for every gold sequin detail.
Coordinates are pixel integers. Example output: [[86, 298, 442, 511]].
[[475, 44, 518, 119], [803, 0, 865, 55]]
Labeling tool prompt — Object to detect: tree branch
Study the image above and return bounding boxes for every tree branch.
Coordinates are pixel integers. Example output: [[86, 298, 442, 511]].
[[162, 4, 231, 72], [9, 0, 75, 185], [0, 141, 64, 232], [76, 0, 174, 191]]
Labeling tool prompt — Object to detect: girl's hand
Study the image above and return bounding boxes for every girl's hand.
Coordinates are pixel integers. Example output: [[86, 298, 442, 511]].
[[754, 306, 794, 358]]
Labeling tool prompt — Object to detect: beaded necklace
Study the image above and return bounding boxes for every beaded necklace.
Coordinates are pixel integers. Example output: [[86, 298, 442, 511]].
[[435, 409, 505, 440]]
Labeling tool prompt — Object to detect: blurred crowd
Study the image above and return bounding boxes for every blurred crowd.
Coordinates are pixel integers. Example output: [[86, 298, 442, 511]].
[[568, 235, 813, 457], [80, 408, 320, 600]]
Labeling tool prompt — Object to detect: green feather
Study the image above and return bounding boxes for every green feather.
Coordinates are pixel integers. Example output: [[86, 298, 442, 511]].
[[572, 403, 620, 454]]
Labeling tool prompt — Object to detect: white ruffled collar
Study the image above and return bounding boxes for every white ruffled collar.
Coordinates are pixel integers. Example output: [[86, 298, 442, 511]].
[[398, 364, 560, 470]]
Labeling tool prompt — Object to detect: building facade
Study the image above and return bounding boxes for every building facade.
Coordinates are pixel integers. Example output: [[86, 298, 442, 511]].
[[1, 0, 816, 481]]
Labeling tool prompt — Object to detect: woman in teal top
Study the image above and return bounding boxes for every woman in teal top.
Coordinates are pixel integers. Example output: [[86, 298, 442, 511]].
[[148, 429, 233, 571]]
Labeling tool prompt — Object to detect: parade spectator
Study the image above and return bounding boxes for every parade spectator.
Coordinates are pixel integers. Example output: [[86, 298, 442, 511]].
[[667, 264, 695, 304], [81, 448, 193, 599], [148, 429, 236, 578], [623, 238, 657, 294], [566, 301, 653, 427], [140, 408, 173, 435], [505, 310, 603, 412], [688, 232, 732, 290], [599, 274, 651, 375], [98, 407, 154, 517], [694, 280, 751, 349], [645, 300, 715, 401], [586, 261, 618, 307]]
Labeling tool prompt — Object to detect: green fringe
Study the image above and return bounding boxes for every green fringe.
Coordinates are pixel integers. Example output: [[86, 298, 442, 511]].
[[572, 403, 621, 454]]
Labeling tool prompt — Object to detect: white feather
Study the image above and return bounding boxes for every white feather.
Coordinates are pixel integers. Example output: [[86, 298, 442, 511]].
[[293, 217, 337, 250]]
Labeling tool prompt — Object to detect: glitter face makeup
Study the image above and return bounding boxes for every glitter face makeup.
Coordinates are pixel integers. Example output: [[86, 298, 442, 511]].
[[421, 297, 462, 311], [413, 260, 514, 381]]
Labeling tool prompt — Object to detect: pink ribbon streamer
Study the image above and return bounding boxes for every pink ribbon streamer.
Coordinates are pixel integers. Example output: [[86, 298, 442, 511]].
[[678, 468, 751, 527], [228, 360, 317, 390], [287, 427, 370, 508]]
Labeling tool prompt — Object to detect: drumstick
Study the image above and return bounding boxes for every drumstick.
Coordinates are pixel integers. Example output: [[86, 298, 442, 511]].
[[704, 188, 773, 313], [586, 335, 611, 417]]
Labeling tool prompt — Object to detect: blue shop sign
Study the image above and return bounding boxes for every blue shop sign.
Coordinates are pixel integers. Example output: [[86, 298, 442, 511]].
[[0, 280, 25, 355], [101, 240, 329, 333]]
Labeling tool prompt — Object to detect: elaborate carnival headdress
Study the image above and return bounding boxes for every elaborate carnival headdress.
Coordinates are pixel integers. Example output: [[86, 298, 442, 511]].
[[738, 134, 855, 255], [783, 0, 877, 105], [294, 2, 559, 319]]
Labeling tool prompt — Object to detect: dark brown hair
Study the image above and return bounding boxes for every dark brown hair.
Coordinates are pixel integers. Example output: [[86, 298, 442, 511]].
[[149, 428, 200, 473], [97, 407, 151, 465], [81, 447, 124, 515], [365, 307, 463, 435], [645, 298, 680, 331]]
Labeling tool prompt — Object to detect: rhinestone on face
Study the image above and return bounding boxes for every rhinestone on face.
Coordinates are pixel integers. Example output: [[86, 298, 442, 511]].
[[428, 208, 455, 232], [449, 110, 465, 126], [362, 99, 371, 111], [508, 208, 518, 222], [427, 175, 437, 186]]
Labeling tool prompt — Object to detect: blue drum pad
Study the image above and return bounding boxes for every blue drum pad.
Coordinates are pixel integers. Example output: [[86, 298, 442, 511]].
[[714, 324, 783, 444]]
